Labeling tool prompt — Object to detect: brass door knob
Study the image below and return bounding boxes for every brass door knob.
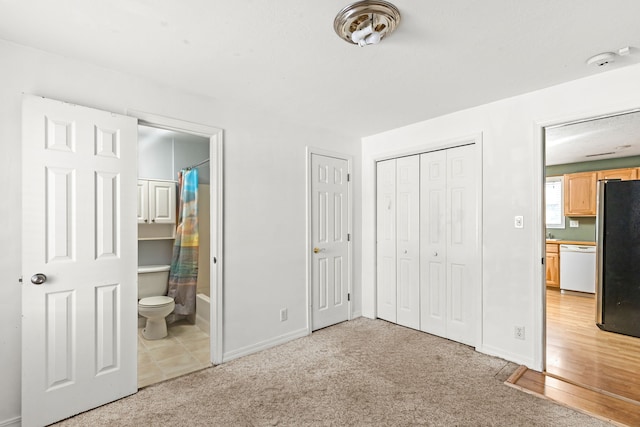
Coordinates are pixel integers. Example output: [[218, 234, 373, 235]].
[[313, 247, 325, 253]]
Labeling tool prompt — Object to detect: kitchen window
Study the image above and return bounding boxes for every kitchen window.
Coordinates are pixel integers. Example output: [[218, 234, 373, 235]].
[[546, 176, 565, 229]]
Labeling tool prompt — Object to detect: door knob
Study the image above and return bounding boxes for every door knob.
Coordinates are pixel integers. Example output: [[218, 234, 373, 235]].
[[31, 273, 47, 285], [433, 252, 438, 257], [313, 247, 325, 253]]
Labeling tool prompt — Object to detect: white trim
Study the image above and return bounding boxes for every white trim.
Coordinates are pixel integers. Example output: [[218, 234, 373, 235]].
[[369, 133, 483, 348], [222, 327, 309, 362], [305, 147, 354, 334], [127, 109, 225, 366], [0, 417, 21, 427], [533, 105, 640, 373]]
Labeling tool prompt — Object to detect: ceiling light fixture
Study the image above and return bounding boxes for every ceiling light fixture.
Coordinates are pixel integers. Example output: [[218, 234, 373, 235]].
[[334, 1, 401, 47], [586, 52, 617, 67]]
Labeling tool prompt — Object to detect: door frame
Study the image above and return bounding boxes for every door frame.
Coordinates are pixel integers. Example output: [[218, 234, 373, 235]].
[[305, 147, 353, 334], [534, 106, 640, 372], [370, 133, 484, 347], [129, 110, 224, 365]]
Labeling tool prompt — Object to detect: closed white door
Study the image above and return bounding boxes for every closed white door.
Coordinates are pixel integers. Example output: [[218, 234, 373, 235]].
[[22, 95, 138, 427], [376, 159, 397, 322], [419, 144, 477, 346], [311, 153, 350, 330], [420, 150, 447, 336], [445, 144, 477, 346], [395, 156, 420, 329]]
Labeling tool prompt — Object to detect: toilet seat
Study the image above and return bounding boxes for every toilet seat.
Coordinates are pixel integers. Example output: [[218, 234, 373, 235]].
[[138, 296, 174, 307]]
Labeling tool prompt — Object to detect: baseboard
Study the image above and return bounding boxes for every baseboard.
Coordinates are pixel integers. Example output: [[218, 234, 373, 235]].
[[222, 327, 309, 362], [477, 343, 535, 368], [351, 311, 362, 319], [0, 416, 21, 427]]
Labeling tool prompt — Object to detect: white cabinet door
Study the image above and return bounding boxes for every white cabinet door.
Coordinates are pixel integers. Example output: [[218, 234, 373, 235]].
[[21, 95, 138, 427], [137, 179, 149, 223], [420, 150, 447, 337], [376, 159, 397, 323], [395, 156, 420, 330], [148, 180, 176, 224], [311, 153, 350, 330]]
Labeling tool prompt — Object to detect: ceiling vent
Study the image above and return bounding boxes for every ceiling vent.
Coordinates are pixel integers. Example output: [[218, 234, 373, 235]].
[[334, 1, 401, 47]]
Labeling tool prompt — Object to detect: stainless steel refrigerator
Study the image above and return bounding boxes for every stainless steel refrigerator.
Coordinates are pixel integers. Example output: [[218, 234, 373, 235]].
[[596, 179, 640, 338]]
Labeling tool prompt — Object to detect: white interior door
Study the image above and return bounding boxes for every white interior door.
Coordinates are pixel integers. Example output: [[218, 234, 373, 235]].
[[395, 155, 420, 329], [445, 144, 477, 346], [311, 153, 350, 330], [376, 159, 397, 322], [22, 95, 138, 427], [420, 150, 447, 336]]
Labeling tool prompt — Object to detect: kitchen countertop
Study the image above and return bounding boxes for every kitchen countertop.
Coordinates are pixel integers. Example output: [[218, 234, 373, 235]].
[[546, 239, 596, 246]]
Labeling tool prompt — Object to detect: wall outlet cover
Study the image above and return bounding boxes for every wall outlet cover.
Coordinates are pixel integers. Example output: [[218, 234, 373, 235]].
[[569, 220, 579, 228]]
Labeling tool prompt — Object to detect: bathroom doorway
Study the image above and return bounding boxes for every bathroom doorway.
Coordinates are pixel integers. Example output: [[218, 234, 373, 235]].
[[133, 112, 223, 388]]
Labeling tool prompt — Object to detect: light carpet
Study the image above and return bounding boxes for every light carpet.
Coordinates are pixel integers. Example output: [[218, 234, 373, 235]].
[[55, 318, 609, 426]]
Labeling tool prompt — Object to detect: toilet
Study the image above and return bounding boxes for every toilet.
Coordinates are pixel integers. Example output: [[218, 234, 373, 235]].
[[138, 265, 175, 340]]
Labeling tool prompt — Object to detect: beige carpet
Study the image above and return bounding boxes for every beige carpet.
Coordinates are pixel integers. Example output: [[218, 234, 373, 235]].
[[55, 318, 609, 426]]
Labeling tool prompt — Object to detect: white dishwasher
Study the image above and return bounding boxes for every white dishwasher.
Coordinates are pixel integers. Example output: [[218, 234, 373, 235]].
[[559, 244, 596, 293]]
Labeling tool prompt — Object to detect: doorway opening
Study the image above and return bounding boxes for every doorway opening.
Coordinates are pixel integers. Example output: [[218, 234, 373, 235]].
[[543, 110, 640, 404], [133, 111, 224, 387]]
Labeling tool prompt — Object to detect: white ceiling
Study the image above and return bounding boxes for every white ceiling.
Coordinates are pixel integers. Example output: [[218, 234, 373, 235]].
[[1, 1, 639, 139], [546, 110, 640, 166]]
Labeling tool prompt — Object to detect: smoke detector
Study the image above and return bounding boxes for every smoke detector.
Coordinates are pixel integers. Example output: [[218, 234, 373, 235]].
[[334, 1, 401, 47], [586, 52, 617, 67]]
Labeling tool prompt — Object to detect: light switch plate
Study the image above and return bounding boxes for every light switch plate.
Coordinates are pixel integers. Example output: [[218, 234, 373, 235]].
[[570, 220, 579, 228], [514, 215, 524, 229]]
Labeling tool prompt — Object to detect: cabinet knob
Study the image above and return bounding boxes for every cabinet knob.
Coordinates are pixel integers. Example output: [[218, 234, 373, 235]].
[[433, 252, 438, 257]]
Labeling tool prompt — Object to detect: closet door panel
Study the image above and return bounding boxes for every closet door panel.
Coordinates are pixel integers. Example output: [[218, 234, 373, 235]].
[[420, 151, 447, 336], [376, 159, 397, 322], [446, 145, 477, 346], [395, 155, 420, 330]]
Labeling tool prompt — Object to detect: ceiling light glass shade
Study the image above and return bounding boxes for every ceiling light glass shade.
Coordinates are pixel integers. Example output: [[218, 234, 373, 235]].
[[334, 1, 400, 46]]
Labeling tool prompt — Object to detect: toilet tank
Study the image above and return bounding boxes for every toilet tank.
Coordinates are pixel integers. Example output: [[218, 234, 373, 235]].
[[138, 265, 171, 299]]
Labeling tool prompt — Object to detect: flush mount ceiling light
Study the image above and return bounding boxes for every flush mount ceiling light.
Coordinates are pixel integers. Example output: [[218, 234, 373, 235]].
[[334, 1, 401, 47]]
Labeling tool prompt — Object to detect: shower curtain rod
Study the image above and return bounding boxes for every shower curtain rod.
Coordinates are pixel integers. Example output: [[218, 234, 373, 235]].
[[184, 158, 210, 170]]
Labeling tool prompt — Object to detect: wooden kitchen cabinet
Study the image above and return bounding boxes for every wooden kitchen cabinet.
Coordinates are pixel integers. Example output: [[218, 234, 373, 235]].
[[596, 168, 637, 181], [545, 243, 560, 288], [564, 171, 597, 216]]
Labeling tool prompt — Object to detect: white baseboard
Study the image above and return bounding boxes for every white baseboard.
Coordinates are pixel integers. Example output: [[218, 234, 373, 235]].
[[477, 344, 535, 368], [223, 327, 309, 362], [0, 416, 20, 427], [351, 311, 362, 319]]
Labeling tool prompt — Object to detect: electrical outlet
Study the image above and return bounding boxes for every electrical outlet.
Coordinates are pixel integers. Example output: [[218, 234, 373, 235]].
[[570, 220, 579, 228], [514, 216, 524, 229], [280, 308, 288, 322], [514, 326, 525, 340]]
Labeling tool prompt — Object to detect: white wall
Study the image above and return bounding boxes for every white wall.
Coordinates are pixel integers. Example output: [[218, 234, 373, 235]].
[[361, 62, 640, 368], [0, 40, 361, 424]]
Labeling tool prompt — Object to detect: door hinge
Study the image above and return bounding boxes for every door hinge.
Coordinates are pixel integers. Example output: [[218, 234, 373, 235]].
[[541, 257, 544, 265], [18, 276, 23, 283], [348, 293, 351, 301], [347, 233, 351, 242], [347, 173, 351, 182], [213, 256, 217, 264]]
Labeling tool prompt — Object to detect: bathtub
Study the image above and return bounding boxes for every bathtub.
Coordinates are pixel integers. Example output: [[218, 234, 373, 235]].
[[195, 293, 210, 334]]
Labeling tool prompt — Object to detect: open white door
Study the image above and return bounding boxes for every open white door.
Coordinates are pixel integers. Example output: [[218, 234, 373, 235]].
[[22, 95, 138, 427], [310, 153, 350, 330]]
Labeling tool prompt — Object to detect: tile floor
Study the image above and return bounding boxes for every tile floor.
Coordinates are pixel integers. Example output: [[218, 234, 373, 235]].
[[138, 320, 211, 388]]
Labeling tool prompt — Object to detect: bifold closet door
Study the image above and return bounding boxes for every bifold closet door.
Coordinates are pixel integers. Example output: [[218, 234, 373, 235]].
[[376, 159, 397, 322], [376, 156, 420, 329], [420, 145, 477, 346]]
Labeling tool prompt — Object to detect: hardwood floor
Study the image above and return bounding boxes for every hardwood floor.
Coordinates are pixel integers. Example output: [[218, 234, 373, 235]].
[[546, 288, 640, 404], [508, 288, 640, 426]]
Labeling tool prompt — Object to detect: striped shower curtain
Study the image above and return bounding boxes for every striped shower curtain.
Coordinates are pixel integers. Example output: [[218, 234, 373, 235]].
[[168, 168, 199, 317]]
